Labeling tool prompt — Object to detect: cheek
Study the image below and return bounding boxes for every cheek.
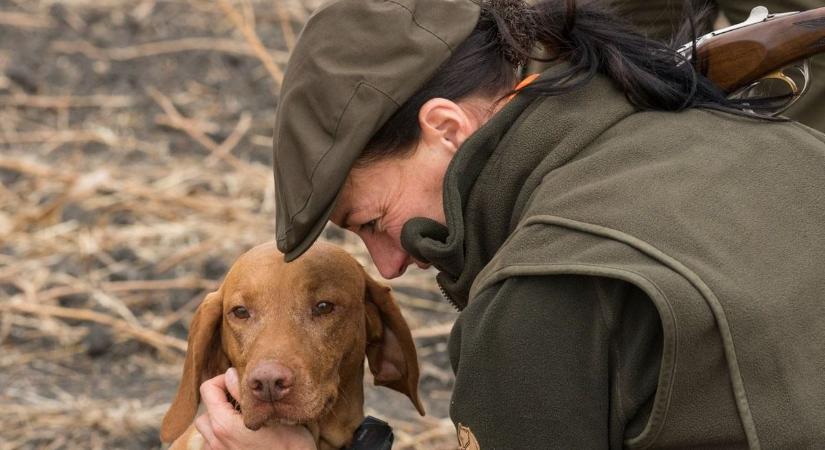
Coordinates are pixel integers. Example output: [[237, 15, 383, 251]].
[[397, 167, 446, 225], [314, 308, 360, 346], [300, 309, 364, 378], [225, 318, 259, 359], [383, 220, 406, 242], [412, 190, 445, 225], [221, 329, 247, 371]]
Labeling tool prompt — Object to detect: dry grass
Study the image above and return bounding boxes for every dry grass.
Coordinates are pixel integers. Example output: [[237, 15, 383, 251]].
[[0, 1, 457, 448]]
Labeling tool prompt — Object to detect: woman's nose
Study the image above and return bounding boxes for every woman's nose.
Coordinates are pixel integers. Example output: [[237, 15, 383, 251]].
[[366, 241, 409, 279]]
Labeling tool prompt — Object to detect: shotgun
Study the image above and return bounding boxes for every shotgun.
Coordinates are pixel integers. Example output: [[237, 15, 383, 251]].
[[680, 6, 825, 115]]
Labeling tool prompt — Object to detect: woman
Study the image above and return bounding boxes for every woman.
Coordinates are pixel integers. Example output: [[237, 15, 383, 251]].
[[195, 0, 825, 448]]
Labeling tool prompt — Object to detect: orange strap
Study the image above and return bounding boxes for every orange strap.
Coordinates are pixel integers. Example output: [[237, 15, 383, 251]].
[[506, 73, 540, 102]]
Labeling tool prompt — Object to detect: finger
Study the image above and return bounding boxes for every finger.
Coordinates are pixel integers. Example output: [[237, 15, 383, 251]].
[[225, 367, 240, 400], [199, 374, 238, 417], [194, 413, 218, 448]]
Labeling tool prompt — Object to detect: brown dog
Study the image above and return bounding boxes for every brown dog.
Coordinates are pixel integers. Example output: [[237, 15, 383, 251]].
[[160, 241, 425, 449]]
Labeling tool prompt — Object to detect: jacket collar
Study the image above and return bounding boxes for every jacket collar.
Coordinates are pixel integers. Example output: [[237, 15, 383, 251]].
[[400, 70, 634, 308]]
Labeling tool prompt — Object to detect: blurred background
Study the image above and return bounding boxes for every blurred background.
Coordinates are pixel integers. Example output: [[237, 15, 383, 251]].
[[0, 0, 458, 448]]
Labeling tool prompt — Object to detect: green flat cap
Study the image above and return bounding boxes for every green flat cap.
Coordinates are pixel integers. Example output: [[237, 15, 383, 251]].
[[273, 0, 481, 261]]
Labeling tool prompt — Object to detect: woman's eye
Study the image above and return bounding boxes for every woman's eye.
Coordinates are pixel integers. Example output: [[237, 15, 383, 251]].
[[360, 219, 378, 233], [312, 301, 335, 316], [231, 306, 250, 319]]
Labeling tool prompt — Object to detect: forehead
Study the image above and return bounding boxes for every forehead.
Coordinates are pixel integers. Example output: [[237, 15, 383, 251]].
[[329, 177, 356, 227], [224, 243, 364, 298], [288, 249, 363, 291], [329, 159, 403, 226]]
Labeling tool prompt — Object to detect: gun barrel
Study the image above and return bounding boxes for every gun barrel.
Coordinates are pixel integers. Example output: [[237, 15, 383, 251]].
[[696, 7, 825, 93]]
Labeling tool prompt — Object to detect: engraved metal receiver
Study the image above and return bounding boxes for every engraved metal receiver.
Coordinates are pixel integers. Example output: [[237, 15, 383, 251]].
[[679, 6, 825, 116]]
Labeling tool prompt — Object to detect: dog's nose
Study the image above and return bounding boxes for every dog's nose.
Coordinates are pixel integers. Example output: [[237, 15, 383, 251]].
[[247, 361, 294, 402]]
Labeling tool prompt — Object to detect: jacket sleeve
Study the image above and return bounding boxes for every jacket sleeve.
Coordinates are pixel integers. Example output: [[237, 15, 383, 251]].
[[447, 274, 661, 449]]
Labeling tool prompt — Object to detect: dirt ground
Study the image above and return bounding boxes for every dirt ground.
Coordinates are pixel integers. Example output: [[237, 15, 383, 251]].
[[0, 1, 459, 448]]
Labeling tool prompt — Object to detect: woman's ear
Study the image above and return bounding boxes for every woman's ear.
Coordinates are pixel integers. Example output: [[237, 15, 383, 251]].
[[160, 291, 230, 442], [418, 98, 475, 156], [363, 272, 425, 416]]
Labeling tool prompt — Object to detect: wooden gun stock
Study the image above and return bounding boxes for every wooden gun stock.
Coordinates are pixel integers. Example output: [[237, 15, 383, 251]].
[[694, 6, 825, 94]]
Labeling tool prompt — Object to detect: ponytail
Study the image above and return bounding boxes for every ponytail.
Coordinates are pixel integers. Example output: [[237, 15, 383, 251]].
[[513, 0, 733, 111]]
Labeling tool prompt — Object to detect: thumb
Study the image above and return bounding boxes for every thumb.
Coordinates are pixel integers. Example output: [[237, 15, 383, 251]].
[[226, 367, 241, 400]]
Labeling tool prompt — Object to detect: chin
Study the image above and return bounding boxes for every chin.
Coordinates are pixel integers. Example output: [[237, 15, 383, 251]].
[[240, 391, 336, 431]]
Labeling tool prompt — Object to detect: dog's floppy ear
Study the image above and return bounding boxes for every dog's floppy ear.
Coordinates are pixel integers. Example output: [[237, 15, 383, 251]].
[[363, 273, 425, 416], [160, 290, 229, 442]]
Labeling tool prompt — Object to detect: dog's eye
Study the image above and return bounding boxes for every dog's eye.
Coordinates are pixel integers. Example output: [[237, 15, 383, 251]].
[[312, 301, 335, 316], [231, 306, 250, 319]]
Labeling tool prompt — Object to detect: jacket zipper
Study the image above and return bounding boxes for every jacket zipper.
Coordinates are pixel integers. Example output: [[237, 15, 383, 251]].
[[436, 278, 462, 311]]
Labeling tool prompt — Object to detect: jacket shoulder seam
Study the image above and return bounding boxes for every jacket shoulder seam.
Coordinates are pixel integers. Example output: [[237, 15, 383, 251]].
[[478, 215, 761, 449]]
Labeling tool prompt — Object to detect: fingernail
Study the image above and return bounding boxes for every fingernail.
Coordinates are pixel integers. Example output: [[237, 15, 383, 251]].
[[226, 367, 238, 385], [226, 367, 240, 396]]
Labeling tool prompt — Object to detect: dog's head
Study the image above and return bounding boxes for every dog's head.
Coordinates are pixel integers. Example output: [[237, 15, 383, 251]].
[[160, 241, 424, 442]]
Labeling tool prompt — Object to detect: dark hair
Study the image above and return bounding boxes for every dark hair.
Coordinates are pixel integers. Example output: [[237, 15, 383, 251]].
[[359, 0, 775, 164]]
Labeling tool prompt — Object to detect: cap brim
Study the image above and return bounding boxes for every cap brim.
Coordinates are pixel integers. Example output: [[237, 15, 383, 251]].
[[279, 196, 337, 262]]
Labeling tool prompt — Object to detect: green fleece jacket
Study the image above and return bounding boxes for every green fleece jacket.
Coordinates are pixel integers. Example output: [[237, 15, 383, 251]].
[[401, 71, 825, 449]]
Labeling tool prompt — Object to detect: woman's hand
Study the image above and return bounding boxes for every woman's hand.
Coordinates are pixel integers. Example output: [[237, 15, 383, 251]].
[[195, 368, 316, 450]]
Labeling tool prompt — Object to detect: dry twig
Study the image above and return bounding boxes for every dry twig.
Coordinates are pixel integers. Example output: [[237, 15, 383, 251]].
[[51, 38, 288, 63], [0, 11, 53, 29], [276, 3, 296, 51], [0, 94, 134, 109], [0, 302, 187, 354], [147, 86, 262, 174], [215, 0, 285, 86]]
